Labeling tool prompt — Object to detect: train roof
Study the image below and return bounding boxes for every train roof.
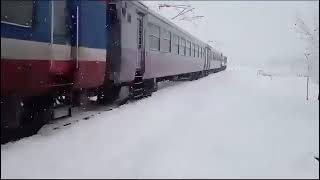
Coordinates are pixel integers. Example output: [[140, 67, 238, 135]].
[[135, 2, 211, 46], [132, 1, 225, 57]]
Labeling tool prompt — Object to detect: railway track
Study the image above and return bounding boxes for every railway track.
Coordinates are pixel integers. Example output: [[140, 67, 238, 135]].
[[1, 78, 177, 145], [1, 75, 216, 145], [1, 79, 184, 144], [1, 97, 130, 145]]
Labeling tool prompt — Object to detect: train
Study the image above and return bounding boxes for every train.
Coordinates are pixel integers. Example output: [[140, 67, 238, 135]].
[[1, 0, 227, 138]]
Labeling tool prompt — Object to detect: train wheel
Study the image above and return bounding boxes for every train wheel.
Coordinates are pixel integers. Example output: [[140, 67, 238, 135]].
[[1, 95, 53, 143], [190, 73, 196, 81], [195, 72, 200, 80], [72, 89, 90, 107], [143, 78, 157, 97], [97, 84, 121, 104], [1, 96, 23, 130], [153, 79, 158, 92], [1, 96, 24, 143], [20, 96, 53, 137], [21, 107, 53, 137]]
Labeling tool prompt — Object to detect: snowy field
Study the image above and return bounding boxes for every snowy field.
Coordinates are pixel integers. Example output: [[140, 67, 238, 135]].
[[1, 67, 319, 179]]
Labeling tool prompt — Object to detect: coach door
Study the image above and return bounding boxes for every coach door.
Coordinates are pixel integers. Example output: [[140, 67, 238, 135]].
[[136, 13, 145, 71], [51, 0, 72, 78]]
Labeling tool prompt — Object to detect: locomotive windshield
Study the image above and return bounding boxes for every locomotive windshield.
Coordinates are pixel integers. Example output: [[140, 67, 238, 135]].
[[1, 0, 33, 28]]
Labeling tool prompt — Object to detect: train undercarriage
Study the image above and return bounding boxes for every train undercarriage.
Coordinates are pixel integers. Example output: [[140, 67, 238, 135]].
[[1, 66, 227, 144]]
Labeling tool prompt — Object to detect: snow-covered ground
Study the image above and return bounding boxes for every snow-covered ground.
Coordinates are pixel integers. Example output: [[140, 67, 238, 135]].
[[1, 67, 319, 179]]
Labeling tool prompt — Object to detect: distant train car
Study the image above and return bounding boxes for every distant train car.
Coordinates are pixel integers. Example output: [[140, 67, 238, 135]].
[[105, 1, 227, 98], [1, 0, 227, 139]]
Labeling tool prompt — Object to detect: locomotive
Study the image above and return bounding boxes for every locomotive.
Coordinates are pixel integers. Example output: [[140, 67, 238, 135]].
[[1, 0, 227, 138]]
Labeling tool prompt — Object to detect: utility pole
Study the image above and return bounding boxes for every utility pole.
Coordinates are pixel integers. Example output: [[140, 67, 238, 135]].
[[304, 53, 311, 100]]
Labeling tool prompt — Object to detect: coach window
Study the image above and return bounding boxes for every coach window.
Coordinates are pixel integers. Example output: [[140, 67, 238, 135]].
[[192, 43, 196, 57], [149, 23, 160, 51], [196, 45, 200, 58], [173, 34, 179, 54], [121, 7, 126, 17], [127, 14, 131, 23], [203, 49, 205, 59], [202, 48, 204, 58], [202, 48, 204, 59], [203, 48, 205, 58], [186, 40, 191, 56], [180, 38, 186, 56], [1, 0, 33, 27], [191, 43, 194, 57], [162, 29, 171, 53]]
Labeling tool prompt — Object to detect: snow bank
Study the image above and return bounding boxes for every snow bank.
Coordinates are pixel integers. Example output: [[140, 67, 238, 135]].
[[1, 67, 319, 179]]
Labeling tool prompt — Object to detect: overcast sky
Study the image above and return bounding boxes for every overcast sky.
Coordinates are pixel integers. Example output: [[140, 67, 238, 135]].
[[143, 1, 319, 71]]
